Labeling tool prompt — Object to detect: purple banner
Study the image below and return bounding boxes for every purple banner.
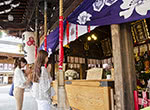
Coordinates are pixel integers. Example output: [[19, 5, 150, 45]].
[[40, 27, 59, 56], [67, 0, 150, 26], [40, 0, 150, 53]]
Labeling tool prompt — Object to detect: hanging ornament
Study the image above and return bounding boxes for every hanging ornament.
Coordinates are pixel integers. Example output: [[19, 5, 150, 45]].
[[8, 14, 14, 21]]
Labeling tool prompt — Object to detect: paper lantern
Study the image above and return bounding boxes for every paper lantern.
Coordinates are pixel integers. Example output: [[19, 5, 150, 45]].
[[22, 31, 35, 64]]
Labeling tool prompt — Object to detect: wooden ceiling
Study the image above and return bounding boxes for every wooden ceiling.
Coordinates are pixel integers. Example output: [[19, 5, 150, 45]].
[[0, 0, 83, 38], [0, 0, 27, 24], [0, 0, 36, 37]]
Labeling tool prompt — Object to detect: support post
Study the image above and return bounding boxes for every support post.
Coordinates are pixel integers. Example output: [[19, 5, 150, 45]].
[[111, 24, 136, 110], [80, 64, 86, 79], [52, 53, 55, 80], [44, 0, 47, 51], [35, 0, 39, 58], [58, 0, 70, 109]]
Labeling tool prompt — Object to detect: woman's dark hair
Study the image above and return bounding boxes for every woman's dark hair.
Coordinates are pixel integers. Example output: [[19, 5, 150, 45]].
[[14, 57, 27, 69], [33, 50, 48, 82]]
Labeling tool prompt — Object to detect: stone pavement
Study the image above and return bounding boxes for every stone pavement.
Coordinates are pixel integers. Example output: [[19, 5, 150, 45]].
[[0, 85, 37, 110]]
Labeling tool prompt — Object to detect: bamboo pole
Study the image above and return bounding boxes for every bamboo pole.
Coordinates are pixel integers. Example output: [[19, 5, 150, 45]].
[[44, 0, 47, 51], [35, 0, 39, 58], [58, 0, 70, 109]]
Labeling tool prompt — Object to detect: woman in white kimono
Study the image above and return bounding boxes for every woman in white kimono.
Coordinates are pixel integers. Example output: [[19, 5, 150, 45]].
[[32, 50, 55, 110]]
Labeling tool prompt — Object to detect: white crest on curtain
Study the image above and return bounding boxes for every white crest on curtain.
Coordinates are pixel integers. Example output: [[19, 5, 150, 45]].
[[48, 48, 52, 57], [42, 45, 45, 50], [41, 46, 52, 57], [93, 0, 118, 12], [120, 0, 150, 19], [77, 11, 92, 24]]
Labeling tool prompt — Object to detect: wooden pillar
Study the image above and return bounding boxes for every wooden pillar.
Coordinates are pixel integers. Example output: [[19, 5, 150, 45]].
[[80, 64, 86, 79], [44, 0, 47, 51], [35, 0, 39, 58], [58, 0, 70, 109], [52, 53, 55, 80], [85, 57, 88, 70], [111, 24, 136, 110]]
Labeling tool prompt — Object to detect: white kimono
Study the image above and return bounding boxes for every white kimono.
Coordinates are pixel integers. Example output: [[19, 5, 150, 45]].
[[13, 67, 26, 88], [32, 66, 56, 110]]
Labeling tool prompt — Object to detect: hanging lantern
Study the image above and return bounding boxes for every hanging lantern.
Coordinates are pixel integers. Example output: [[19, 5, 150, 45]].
[[22, 31, 35, 64]]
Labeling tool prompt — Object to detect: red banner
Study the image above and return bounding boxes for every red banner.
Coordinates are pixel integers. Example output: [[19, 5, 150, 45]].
[[76, 24, 78, 39], [59, 16, 64, 70], [134, 90, 150, 110], [44, 35, 47, 51], [44, 35, 47, 68], [88, 25, 90, 33], [134, 91, 139, 110], [66, 20, 69, 43]]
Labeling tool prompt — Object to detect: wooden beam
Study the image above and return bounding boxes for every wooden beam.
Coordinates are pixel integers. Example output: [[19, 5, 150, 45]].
[[9, 12, 25, 14], [0, 15, 24, 17], [35, 0, 40, 47], [0, 59, 14, 64], [25, 0, 37, 30], [0, 52, 24, 57], [0, 22, 26, 29], [111, 24, 136, 110], [12, 9, 26, 11]]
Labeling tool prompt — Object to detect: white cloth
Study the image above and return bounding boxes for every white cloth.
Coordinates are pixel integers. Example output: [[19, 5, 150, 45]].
[[13, 67, 26, 88], [32, 66, 55, 101], [36, 100, 56, 110], [37, 100, 51, 110]]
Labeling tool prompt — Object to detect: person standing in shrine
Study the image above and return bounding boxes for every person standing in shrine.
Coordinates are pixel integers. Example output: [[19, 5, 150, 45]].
[[32, 50, 55, 110], [13, 58, 30, 110]]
